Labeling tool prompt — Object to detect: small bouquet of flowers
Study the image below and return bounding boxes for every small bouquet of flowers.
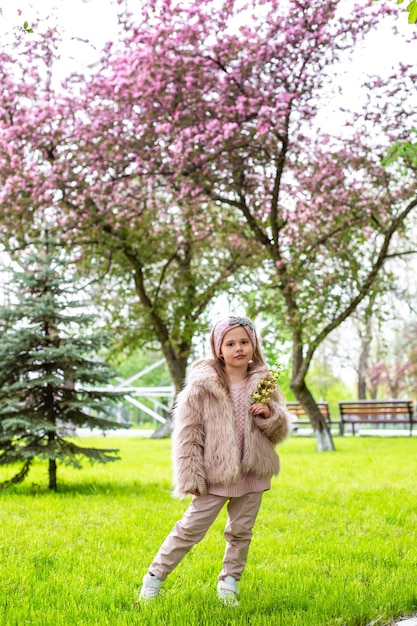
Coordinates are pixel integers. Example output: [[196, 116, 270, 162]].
[[251, 365, 282, 404]]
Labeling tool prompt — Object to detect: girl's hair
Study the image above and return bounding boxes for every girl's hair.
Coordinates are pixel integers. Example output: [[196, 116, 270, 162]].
[[208, 317, 268, 390]]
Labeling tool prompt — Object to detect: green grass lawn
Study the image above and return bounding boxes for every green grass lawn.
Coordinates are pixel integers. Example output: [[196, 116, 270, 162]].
[[0, 436, 416, 626]]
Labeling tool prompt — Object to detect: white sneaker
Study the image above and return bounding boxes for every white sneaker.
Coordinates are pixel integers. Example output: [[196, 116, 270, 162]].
[[139, 572, 162, 600], [217, 576, 239, 606]]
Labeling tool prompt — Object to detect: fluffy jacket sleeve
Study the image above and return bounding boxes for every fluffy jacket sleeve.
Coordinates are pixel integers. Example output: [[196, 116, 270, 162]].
[[171, 381, 208, 498], [252, 386, 292, 445]]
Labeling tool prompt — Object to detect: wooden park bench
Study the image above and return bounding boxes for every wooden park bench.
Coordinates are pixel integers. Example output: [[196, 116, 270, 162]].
[[286, 401, 341, 433], [338, 400, 416, 436]]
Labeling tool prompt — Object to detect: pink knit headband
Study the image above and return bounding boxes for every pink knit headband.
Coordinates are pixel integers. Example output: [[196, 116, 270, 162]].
[[212, 316, 257, 357]]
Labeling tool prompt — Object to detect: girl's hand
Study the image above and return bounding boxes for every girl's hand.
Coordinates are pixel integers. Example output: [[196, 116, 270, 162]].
[[250, 403, 271, 418]]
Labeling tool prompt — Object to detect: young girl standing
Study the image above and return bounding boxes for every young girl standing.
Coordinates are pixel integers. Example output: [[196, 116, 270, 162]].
[[139, 315, 291, 606]]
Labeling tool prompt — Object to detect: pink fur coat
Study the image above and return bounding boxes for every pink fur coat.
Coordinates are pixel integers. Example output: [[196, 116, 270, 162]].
[[171, 359, 291, 498]]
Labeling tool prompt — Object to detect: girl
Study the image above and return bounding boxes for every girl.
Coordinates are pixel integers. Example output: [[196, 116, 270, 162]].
[[139, 315, 291, 606]]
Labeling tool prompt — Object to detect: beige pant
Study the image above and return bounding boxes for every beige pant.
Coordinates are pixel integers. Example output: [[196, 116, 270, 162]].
[[149, 491, 263, 582]]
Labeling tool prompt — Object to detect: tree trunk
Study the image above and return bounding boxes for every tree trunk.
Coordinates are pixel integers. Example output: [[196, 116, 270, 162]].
[[49, 458, 57, 491], [46, 382, 58, 489], [151, 348, 188, 439], [291, 381, 336, 452], [151, 418, 174, 439], [357, 310, 374, 399], [357, 335, 371, 399], [164, 352, 188, 394]]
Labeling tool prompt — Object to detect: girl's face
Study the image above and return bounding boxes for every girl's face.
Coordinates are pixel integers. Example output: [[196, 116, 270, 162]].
[[220, 326, 254, 370]]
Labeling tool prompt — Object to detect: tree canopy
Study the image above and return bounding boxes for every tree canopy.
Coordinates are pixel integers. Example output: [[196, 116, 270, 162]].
[[0, 0, 416, 450]]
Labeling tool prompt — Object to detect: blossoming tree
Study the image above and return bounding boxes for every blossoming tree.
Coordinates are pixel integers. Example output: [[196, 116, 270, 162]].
[[80, 0, 415, 451], [0, 26, 261, 403], [1, 0, 416, 451]]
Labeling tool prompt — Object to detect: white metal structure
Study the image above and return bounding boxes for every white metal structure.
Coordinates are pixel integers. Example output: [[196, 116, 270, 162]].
[[114, 358, 174, 424]]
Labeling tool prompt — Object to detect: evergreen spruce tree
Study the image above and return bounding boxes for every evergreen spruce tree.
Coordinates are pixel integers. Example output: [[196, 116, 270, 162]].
[[0, 245, 124, 490]]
